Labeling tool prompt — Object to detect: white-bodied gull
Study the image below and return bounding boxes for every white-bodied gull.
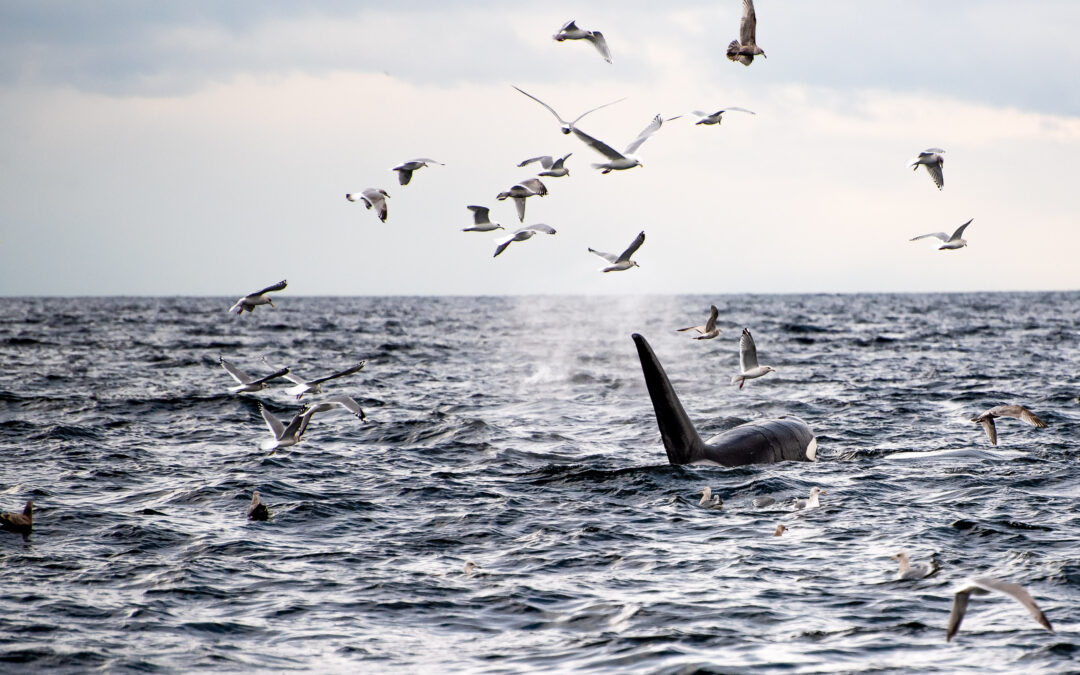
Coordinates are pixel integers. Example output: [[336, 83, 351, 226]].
[[910, 218, 972, 250], [517, 153, 573, 178], [496, 178, 548, 222], [669, 107, 755, 125], [907, 148, 945, 190], [588, 230, 645, 272], [493, 224, 557, 258], [268, 359, 367, 400], [946, 576, 1053, 642], [572, 114, 663, 173], [793, 487, 825, 510], [391, 158, 443, 186], [220, 356, 290, 394], [462, 205, 504, 232], [346, 188, 390, 222], [891, 551, 936, 580], [730, 328, 776, 388], [677, 305, 721, 340], [229, 279, 287, 315], [699, 487, 722, 509], [552, 19, 612, 63]]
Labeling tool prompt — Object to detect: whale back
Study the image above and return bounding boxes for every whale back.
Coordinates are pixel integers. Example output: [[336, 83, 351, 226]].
[[632, 333, 815, 466]]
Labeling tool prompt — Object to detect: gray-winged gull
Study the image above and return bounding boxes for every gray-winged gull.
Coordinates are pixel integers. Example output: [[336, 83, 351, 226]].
[[229, 279, 287, 315], [588, 231, 645, 272], [730, 328, 776, 388]]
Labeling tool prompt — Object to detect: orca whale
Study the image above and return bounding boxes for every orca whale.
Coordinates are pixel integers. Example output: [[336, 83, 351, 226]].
[[632, 333, 816, 466]]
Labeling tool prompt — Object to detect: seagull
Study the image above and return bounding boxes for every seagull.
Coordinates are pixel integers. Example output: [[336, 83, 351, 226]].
[[275, 360, 367, 400], [699, 487, 723, 509], [219, 357, 290, 394], [669, 107, 756, 125], [391, 158, 442, 186], [552, 19, 612, 63], [773, 524, 787, 536], [891, 551, 937, 580], [257, 395, 364, 452], [301, 394, 367, 422], [907, 148, 945, 190], [512, 85, 625, 135], [793, 487, 825, 510], [571, 114, 663, 173], [493, 224, 557, 258], [730, 328, 776, 388], [910, 218, 972, 250], [971, 405, 1048, 446], [463, 561, 478, 575], [345, 188, 390, 222], [588, 230, 645, 272], [0, 501, 32, 535], [247, 491, 269, 521], [727, 0, 766, 66], [229, 279, 287, 315], [677, 305, 721, 340], [462, 205, 504, 232], [946, 576, 1053, 642], [517, 153, 573, 178], [496, 178, 548, 222]]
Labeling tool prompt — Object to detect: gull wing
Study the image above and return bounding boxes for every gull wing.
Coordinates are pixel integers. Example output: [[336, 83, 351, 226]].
[[253, 279, 287, 296], [512, 196, 526, 222], [946, 588, 972, 641], [512, 86, 568, 126], [362, 189, 389, 221], [263, 356, 307, 385], [739, 328, 760, 371], [493, 236, 515, 258], [677, 324, 704, 333], [722, 106, 756, 115], [978, 416, 998, 446], [518, 155, 554, 169], [589, 31, 612, 63], [559, 19, 578, 33], [308, 361, 367, 387], [740, 0, 758, 45], [926, 162, 944, 189], [519, 178, 548, 195], [249, 367, 290, 387], [704, 305, 719, 333], [323, 394, 366, 420], [571, 127, 626, 161], [970, 577, 1053, 633], [616, 230, 646, 263], [567, 95, 625, 127], [259, 403, 285, 440], [551, 153, 572, 169], [468, 205, 492, 225], [525, 223, 557, 235], [220, 357, 252, 385], [990, 405, 1048, 428], [623, 114, 663, 155], [910, 232, 950, 242], [588, 248, 619, 264], [949, 219, 973, 241], [395, 168, 414, 185]]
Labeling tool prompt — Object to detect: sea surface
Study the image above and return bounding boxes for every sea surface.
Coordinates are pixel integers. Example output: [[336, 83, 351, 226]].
[[0, 293, 1078, 673]]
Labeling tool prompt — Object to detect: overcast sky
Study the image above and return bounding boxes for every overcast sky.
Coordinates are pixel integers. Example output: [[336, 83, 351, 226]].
[[1, 1, 1078, 296]]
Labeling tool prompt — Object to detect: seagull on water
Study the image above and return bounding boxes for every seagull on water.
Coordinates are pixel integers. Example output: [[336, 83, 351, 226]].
[[391, 158, 443, 186], [267, 358, 367, 400], [727, 0, 766, 65], [0, 501, 32, 535], [572, 114, 663, 173], [730, 328, 776, 388], [496, 178, 548, 222], [677, 305, 721, 340], [588, 230, 645, 272], [462, 205, 504, 233], [669, 107, 755, 126], [247, 491, 269, 521], [793, 487, 825, 510], [229, 279, 287, 315], [946, 576, 1053, 642], [517, 153, 573, 178], [219, 357, 290, 394], [773, 524, 787, 536], [971, 405, 1048, 446], [346, 188, 390, 222], [512, 86, 625, 135], [907, 148, 945, 190], [493, 224, 557, 258], [891, 551, 937, 580], [699, 487, 723, 509], [552, 19, 612, 63], [910, 219, 972, 250]]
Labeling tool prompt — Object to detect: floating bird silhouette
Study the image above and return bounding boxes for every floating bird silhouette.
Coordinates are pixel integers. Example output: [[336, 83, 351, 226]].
[[0, 501, 32, 534], [699, 487, 723, 509], [220, 357, 290, 394], [727, 0, 766, 65], [588, 230, 645, 272], [496, 178, 548, 222], [971, 404, 1048, 446], [773, 524, 787, 536], [462, 205, 504, 232], [346, 188, 390, 222], [910, 219, 972, 250], [391, 158, 442, 186], [552, 19, 612, 63], [907, 148, 945, 190], [517, 153, 573, 178], [512, 86, 625, 135], [754, 496, 777, 508], [793, 487, 825, 510], [572, 114, 663, 173], [268, 359, 367, 400], [669, 107, 755, 125], [247, 491, 269, 521], [946, 576, 1053, 642], [229, 279, 287, 315], [677, 305, 721, 340], [731, 328, 776, 388], [493, 224, 557, 258], [891, 551, 937, 580]]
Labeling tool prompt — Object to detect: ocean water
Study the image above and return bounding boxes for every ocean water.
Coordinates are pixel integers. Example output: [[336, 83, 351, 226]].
[[0, 293, 1077, 673]]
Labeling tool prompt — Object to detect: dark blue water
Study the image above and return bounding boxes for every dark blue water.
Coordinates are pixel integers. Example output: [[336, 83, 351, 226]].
[[0, 294, 1077, 672]]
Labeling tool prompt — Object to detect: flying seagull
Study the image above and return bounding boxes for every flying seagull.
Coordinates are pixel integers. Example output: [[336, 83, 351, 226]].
[[730, 328, 776, 388], [677, 305, 721, 340], [493, 224, 557, 258], [946, 576, 1053, 642], [971, 405, 1048, 446], [268, 359, 367, 400], [891, 551, 937, 580], [496, 178, 548, 222], [552, 19, 612, 63], [462, 205, 504, 232], [907, 148, 945, 190], [257, 395, 364, 452], [572, 114, 663, 173], [727, 0, 766, 66], [219, 356, 290, 394], [588, 230, 645, 272], [669, 107, 756, 126], [512, 85, 625, 135], [792, 487, 825, 510], [229, 279, 287, 315], [391, 158, 443, 186], [517, 153, 573, 178], [346, 188, 390, 222], [302, 394, 367, 422], [910, 218, 972, 250], [247, 491, 269, 521], [0, 501, 32, 535]]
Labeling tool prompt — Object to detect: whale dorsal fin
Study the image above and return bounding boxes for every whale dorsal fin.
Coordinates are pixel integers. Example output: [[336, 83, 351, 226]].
[[632, 334, 706, 464]]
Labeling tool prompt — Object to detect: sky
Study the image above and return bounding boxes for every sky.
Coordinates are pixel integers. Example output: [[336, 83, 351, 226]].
[[1, 0, 1078, 296]]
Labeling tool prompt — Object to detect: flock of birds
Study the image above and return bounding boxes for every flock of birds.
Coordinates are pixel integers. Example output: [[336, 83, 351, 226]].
[[1, 0, 1063, 650]]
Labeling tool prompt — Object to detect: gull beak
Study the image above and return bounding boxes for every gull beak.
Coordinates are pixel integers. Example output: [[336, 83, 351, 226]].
[[268, 299, 275, 307]]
